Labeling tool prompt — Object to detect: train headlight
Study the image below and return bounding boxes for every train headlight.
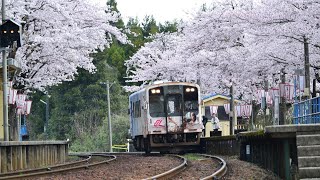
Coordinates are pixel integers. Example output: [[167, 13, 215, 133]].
[[151, 89, 161, 94], [186, 88, 195, 92]]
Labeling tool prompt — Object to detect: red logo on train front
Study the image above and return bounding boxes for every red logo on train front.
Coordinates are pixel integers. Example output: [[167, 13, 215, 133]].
[[154, 119, 164, 127]]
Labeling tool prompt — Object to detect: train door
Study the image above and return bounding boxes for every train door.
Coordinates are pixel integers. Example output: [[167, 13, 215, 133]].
[[165, 94, 183, 133]]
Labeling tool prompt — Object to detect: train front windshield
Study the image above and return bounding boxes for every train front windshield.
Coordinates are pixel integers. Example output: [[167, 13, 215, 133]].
[[149, 87, 165, 117], [149, 85, 199, 117], [166, 95, 182, 116], [183, 86, 199, 116]]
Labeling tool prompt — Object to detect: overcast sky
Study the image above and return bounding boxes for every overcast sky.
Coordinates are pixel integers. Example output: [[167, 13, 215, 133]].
[[91, 0, 210, 23]]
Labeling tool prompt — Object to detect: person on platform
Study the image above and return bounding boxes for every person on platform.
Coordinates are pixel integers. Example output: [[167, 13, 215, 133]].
[[191, 112, 196, 123], [211, 113, 220, 132]]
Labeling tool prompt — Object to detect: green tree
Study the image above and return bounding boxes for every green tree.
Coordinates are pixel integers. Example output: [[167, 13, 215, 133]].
[[27, 0, 179, 152], [142, 15, 159, 37], [159, 21, 178, 33]]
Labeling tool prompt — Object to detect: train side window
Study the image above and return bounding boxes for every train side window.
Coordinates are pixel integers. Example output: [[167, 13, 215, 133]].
[[130, 102, 133, 116], [137, 101, 141, 117], [134, 101, 137, 118], [132, 102, 135, 117], [134, 100, 141, 118]]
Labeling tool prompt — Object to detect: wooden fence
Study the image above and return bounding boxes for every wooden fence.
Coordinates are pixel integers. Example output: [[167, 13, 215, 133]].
[[0, 141, 68, 173], [238, 131, 297, 180], [201, 135, 240, 156]]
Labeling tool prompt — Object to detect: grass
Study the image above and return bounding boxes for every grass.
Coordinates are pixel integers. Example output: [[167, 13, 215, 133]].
[[182, 153, 203, 161]]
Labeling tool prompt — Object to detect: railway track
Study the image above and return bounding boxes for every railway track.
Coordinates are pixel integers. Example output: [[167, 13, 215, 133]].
[[144, 154, 187, 180], [200, 154, 227, 180], [0, 152, 226, 179], [144, 153, 227, 180], [0, 154, 116, 180]]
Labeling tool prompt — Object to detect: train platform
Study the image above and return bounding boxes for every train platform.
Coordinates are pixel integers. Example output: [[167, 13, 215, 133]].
[[0, 141, 68, 173]]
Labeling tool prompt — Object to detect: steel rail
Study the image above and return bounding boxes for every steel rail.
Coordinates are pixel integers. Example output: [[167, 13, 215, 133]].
[[70, 151, 160, 156], [0, 155, 91, 177], [143, 154, 187, 180], [0, 154, 116, 180], [200, 154, 227, 180]]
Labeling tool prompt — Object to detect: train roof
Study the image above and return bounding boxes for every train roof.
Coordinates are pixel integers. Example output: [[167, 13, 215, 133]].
[[129, 81, 200, 98], [146, 81, 199, 89]]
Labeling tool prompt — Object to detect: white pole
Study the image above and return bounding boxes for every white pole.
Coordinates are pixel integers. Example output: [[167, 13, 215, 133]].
[[107, 81, 113, 152], [229, 84, 234, 135], [274, 95, 280, 125]]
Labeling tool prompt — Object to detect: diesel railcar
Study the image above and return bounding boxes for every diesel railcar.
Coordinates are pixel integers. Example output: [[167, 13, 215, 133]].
[[129, 81, 203, 153]]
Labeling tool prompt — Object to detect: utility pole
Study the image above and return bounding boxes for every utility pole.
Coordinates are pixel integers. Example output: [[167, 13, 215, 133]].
[[279, 68, 286, 125], [196, 63, 201, 86], [304, 36, 310, 99], [45, 93, 49, 139], [250, 94, 254, 130], [2, 0, 9, 141], [101, 81, 113, 152], [107, 81, 112, 152], [40, 93, 49, 140], [312, 79, 317, 98], [273, 95, 280, 125], [263, 79, 268, 126], [229, 84, 234, 135]]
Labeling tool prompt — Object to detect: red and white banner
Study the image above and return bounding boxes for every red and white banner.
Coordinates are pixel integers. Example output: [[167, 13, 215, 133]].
[[257, 89, 265, 103], [209, 106, 218, 115], [269, 88, 280, 98], [224, 104, 230, 114], [254, 83, 294, 108], [239, 104, 252, 117], [236, 106, 241, 116], [280, 83, 294, 102], [17, 108, 23, 115], [6, 83, 33, 115], [224, 104, 252, 117], [24, 100, 32, 115], [17, 100, 32, 115], [8, 88, 17, 104], [16, 94, 26, 109], [266, 92, 273, 105], [285, 84, 294, 102]]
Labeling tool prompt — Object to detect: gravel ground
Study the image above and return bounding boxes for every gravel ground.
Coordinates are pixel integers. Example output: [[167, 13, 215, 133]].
[[30, 154, 281, 180], [221, 156, 282, 180], [33, 154, 182, 180]]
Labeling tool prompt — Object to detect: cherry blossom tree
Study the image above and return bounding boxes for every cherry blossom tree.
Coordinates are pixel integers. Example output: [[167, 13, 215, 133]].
[[125, 33, 187, 88], [125, 0, 320, 101], [239, 0, 320, 99], [5, 0, 127, 90], [125, 1, 253, 96]]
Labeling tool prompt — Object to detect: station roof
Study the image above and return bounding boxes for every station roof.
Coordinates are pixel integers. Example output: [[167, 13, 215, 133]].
[[201, 93, 240, 106]]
